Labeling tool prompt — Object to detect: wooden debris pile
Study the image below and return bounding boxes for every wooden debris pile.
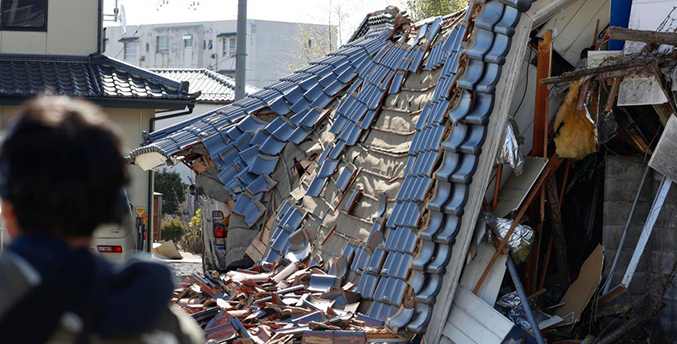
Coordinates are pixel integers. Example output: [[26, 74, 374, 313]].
[[172, 259, 404, 344]]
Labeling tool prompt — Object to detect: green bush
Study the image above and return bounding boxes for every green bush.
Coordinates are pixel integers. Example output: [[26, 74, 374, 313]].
[[181, 209, 204, 254], [161, 218, 186, 243]]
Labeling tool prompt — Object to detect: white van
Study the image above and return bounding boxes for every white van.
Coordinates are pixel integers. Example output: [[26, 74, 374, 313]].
[[0, 196, 136, 258], [201, 196, 228, 271], [89, 192, 136, 261]]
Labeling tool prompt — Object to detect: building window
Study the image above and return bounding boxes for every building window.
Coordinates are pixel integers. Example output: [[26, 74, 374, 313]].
[[218, 70, 235, 79], [156, 35, 169, 53], [183, 34, 192, 48], [146, 42, 150, 52], [0, 0, 47, 31], [124, 42, 138, 60], [229, 37, 236, 56], [208, 39, 212, 50], [222, 37, 236, 57]]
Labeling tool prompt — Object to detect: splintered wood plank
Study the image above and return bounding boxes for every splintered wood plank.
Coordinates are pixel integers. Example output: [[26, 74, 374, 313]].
[[533, 30, 552, 157], [610, 26, 677, 45]]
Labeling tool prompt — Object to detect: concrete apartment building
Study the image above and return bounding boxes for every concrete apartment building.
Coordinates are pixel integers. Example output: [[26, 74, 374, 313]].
[[104, 20, 337, 88]]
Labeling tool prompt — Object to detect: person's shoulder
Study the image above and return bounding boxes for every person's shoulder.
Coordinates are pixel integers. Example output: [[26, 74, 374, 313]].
[[0, 251, 40, 317], [158, 306, 204, 344], [91, 305, 203, 344], [93, 255, 204, 343], [169, 306, 204, 344]]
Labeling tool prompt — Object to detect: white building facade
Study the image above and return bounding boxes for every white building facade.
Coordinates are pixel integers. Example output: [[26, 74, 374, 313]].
[[105, 20, 337, 88]]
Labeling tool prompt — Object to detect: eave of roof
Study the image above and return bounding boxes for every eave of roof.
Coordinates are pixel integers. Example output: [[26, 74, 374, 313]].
[[0, 53, 199, 109]]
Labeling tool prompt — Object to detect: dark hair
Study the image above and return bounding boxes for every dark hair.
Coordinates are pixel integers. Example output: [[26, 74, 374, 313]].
[[0, 96, 129, 237]]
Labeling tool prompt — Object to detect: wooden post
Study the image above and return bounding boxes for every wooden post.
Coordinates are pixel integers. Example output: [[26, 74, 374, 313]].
[[524, 30, 552, 294], [605, 77, 623, 112], [533, 30, 552, 157]]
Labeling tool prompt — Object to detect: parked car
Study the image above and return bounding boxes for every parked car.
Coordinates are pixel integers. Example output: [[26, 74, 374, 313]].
[[89, 191, 136, 261], [200, 195, 228, 272]]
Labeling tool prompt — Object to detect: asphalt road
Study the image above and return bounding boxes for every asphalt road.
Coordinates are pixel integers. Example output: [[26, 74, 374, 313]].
[[156, 250, 203, 277]]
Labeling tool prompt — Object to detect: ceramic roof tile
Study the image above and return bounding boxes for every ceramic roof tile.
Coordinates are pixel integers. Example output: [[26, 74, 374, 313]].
[[0, 55, 198, 103], [150, 68, 257, 103]]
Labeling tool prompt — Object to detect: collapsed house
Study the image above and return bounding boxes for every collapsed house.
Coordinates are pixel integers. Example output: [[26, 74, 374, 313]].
[[129, 0, 677, 342]]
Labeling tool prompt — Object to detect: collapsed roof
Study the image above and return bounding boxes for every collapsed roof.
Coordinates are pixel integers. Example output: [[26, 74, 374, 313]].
[[129, 0, 536, 338]]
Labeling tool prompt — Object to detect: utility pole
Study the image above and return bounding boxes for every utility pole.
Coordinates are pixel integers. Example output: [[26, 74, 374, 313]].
[[235, 0, 247, 100]]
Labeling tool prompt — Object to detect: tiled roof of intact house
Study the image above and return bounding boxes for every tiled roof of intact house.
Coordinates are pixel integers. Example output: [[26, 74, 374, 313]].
[[0, 53, 198, 107], [129, 1, 534, 339], [150, 68, 258, 104]]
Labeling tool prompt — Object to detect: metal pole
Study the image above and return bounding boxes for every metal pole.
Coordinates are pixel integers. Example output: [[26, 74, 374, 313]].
[[506, 255, 546, 344], [621, 175, 671, 288], [235, 0, 247, 100], [602, 164, 650, 294]]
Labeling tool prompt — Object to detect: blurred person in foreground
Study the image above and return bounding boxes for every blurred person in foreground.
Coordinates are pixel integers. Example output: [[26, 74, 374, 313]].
[[0, 96, 203, 344]]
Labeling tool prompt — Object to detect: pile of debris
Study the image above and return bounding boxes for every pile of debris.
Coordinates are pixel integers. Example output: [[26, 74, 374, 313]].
[[173, 260, 402, 344]]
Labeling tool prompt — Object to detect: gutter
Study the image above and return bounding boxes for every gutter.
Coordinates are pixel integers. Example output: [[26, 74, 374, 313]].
[[0, 95, 193, 110], [87, 53, 103, 96], [97, 0, 103, 54], [145, 104, 194, 252]]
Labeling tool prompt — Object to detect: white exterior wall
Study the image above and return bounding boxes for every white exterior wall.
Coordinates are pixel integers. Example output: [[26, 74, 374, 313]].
[[0, 0, 98, 56], [104, 19, 336, 88], [107, 108, 156, 216], [0, 105, 155, 234]]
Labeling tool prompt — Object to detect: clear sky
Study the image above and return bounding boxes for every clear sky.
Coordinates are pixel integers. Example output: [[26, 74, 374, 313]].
[[103, 0, 407, 45]]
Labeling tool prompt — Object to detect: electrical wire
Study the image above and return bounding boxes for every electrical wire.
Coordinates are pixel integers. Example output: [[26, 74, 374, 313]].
[[112, 0, 164, 59], [510, 47, 534, 118]]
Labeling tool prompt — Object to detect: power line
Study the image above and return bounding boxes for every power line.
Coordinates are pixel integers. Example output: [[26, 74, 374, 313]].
[[112, 0, 164, 59]]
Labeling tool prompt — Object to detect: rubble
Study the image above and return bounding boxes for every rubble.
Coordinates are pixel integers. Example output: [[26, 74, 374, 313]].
[[172, 260, 407, 344]]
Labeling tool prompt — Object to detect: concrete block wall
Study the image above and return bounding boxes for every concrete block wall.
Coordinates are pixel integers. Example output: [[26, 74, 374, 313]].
[[604, 156, 677, 339]]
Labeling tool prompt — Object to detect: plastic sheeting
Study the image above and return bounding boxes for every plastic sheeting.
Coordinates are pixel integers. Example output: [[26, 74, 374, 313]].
[[485, 213, 534, 263], [496, 119, 525, 175], [496, 291, 552, 333]]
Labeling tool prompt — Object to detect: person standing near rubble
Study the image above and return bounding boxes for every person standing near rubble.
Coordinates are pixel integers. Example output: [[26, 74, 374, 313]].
[[0, 96, 203, 344]]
